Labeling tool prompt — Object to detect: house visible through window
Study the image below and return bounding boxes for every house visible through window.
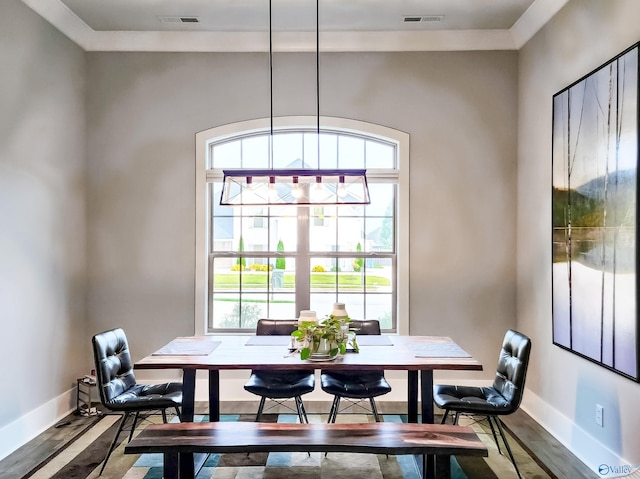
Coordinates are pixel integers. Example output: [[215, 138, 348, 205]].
[[196, 118, 408, 334]]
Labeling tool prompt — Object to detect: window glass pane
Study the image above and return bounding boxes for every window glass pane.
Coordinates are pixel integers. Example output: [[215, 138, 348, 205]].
[[304, 133, 319, 169], [366, 258, 393, 292], [267, 292, 297, 319], [336, 293, 364, 320], [318, 133, 337, 169], [366, 141, 395, 169], [212, 258, 239, 292], [310, 208, 337, 251], [211, 293, 241, 328], [242, 259, 271, 291], [337, 218, 364, 253], [273, 133, 303, 168], [310, 292, 338, 318], [364, 217, 393, 252], [366, 183, 394, 217], [242, 136, 269, 168], [269, 216, 298, 252], [337, 258, 365, 292], [366, 294, 393, 329], [338, 136, 365, 169], [241, 216, 268, 251], [212, 294, 268, 329], [212, 141, 240, 169]]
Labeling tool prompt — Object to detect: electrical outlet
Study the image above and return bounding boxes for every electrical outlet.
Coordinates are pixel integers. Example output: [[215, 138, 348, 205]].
[[596, 404, 604, 427]]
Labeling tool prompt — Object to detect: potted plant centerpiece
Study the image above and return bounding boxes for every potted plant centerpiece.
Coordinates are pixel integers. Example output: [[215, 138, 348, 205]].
[[292, 305, 359, 360]]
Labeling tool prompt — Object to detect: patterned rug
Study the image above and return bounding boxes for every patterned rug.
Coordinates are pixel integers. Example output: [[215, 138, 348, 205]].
[[25, 412, 552, 479]]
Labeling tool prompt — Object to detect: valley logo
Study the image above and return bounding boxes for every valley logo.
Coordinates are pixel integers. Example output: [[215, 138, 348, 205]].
[[598, 463, 640, 477]]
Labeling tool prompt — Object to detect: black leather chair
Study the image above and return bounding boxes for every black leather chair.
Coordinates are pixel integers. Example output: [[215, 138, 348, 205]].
[[320, 319, 391, 422], [92, 328, 182, 475], [244, 319, 315, 423], [433, 329, 531, 478]]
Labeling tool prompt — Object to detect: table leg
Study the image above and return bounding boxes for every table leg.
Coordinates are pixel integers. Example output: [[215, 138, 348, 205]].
[[407, 370, 418, 423], [420, 370, 434, 424], [420, 370, 435, 479], [180, 369, 196, 478], [208, 370, 220, 422], [181, 369, 196, 422]]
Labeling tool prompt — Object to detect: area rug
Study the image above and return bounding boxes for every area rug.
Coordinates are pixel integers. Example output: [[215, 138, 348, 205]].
[[27, 413, 552, 479]]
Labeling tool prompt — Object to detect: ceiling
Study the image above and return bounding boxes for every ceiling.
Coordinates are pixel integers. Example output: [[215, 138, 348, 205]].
[[21, 0, 570, 52]]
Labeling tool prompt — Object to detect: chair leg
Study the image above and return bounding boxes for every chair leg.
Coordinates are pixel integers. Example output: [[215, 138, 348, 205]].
[[161, 409, 168, 423], [486, 416, 503, 455], [328, 396, 340, 423], [99, 411, 131, 475], [175, 406, 182, 421], [369, 398, 382, 422], [294, 396, 308, 424], [494, 416, 522, 479], [440, 409, 449, 424], [453, 412, 460, 425], [128, 411, 140, 442], [256, 397, 267, 421]]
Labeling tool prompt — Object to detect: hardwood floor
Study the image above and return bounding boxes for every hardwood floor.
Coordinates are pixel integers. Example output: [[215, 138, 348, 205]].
[[0, 401, 597, 479]]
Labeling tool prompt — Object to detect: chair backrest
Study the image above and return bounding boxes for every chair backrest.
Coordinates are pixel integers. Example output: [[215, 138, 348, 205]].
[[256, 319, 299, 336], [349, 319, 381, 335], [92, 328, 137, 408], [492, 329, 531, 412]]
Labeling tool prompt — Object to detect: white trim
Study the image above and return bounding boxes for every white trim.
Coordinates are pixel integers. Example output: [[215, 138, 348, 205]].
[[0, 387, 75, 461], [520, 388, 628, 476], [22, 0, 563, 53], [510, 0, 571, 49], [195, 117, 409, 335]]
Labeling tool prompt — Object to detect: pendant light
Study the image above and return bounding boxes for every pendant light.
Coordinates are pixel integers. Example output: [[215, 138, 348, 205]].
[[220, 0, 370, 207]]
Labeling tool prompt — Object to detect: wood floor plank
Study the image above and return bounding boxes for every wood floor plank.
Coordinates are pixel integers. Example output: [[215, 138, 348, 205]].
[[501, 409, 598, 479]]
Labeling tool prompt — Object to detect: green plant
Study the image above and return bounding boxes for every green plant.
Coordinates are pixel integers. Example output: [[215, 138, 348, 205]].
[[291, 315, 359, 360], [275, 240, 286, 270], [236, 236, 246, 268], [354, 242, 364, 272], [312, 264, 326, 272]]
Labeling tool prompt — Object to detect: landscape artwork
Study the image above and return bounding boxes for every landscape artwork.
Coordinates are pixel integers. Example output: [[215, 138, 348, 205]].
[[552, 44, 639, 381]]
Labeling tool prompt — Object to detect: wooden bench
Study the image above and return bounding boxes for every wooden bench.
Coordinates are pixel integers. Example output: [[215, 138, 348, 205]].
[[124, 421, 488, 479]]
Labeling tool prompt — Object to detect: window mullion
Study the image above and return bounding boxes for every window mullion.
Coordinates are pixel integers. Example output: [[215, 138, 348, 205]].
[[295, 206, 310, 314]]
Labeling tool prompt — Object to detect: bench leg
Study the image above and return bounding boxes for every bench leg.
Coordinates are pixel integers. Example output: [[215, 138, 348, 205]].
[[433, 455, 451, 479], [163, 451, 179, 479]]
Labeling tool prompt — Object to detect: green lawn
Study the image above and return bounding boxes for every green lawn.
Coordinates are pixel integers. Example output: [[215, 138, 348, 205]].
[[213, 272, 390, 289]]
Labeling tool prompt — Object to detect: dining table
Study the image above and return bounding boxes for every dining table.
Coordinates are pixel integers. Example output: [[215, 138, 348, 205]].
[[134, 334, 482, 479]]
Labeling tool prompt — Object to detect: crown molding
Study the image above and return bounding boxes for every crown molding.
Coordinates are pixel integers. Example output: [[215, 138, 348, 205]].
[[510, 0, 570, 48], [21, 0, 565, 52]]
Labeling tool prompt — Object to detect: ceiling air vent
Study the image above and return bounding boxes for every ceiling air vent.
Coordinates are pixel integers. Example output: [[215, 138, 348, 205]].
[[403, 15, 444, 23], [157, 16, 200, 24]]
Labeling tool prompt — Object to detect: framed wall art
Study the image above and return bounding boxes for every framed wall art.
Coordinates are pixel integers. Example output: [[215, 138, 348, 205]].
[[552, 42, 640, 381]]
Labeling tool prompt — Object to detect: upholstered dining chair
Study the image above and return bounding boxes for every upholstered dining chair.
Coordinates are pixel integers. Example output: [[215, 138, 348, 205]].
[[244, 319, 316, 423], [320, 319, 392, 422], [92, 328, 182, 475], [433, 329, 532, 478]]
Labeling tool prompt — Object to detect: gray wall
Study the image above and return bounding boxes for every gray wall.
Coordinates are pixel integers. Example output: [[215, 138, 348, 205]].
[[518, 0, 640, 469], [0, 0, 86, 432], [85, 50, 518, 376]]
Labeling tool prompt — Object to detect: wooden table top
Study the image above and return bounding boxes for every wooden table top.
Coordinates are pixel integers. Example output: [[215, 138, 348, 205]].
[[134, 335, 483, 373]]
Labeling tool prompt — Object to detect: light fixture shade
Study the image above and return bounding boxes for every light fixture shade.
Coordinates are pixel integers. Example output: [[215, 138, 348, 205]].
[[220, 168, 370, 206]]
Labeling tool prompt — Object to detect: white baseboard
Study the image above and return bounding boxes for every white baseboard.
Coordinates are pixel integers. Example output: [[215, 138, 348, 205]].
[[521, 388, 632, 476], [0, 387, 75, 462]]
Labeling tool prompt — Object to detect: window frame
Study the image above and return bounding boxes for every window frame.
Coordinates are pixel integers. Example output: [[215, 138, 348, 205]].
[[195, 116, 409, 335]]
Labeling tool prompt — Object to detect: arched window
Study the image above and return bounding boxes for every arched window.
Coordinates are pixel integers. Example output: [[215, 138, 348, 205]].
[[195, 117, 409, 334]]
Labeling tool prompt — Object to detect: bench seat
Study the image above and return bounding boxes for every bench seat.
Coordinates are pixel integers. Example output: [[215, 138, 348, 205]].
[[124, 421, 488, 479]]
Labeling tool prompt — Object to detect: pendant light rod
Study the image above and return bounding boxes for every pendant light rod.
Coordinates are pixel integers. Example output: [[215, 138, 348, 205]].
[[316, 0, 320, 136]]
